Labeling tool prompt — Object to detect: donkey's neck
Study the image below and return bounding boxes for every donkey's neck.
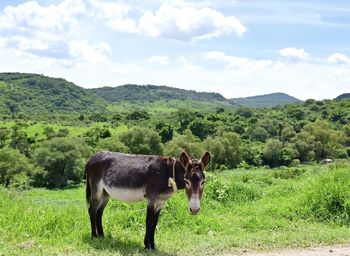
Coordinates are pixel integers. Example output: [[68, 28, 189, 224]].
[[165, 159, 186, 190]]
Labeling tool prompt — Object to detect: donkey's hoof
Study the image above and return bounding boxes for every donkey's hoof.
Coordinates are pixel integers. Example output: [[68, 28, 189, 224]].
[[144, 245, 156, 251]]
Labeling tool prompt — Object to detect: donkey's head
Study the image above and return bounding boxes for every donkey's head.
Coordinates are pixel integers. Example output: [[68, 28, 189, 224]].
[[179, 151, 211, 215]]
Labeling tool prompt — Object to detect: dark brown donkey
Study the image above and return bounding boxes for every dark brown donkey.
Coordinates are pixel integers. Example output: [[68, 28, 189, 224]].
[[85, 151, 211, 250]]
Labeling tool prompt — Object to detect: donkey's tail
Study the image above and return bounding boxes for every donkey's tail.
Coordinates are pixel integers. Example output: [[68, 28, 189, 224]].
[[86, 175, 91, 207]]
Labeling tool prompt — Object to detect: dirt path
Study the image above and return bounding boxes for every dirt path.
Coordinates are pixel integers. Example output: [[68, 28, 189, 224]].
[[229, 244, 350, 256]]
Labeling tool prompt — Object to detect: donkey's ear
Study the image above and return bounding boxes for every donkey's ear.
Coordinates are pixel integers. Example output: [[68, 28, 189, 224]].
[[200, 151, 211, 169], [180, 151, 191, 170]]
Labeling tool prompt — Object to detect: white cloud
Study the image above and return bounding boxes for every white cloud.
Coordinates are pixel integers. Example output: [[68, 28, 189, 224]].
[[69, 40, 111, 63], [89, 1, 246, 41], [138, 3, 246, 40], [145, 55, 170, 65], [279, 47, 310, 61], [202, 51, 274, 69], [327, 53, 350, 65], [89, 0, 137, 33], [0, 0, 86, 59]]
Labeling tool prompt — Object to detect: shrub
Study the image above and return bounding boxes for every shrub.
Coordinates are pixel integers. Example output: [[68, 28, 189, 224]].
[[204, 132, 243, 169], [0, 148, 36, 188], [300, 167, 350, 224], [205, 175, 262, 205], [262, 139, 283, 167], [120, 127, 163, 155], [164, 130, 204, 158], [33, 138, 91, 188], [96, 136, 129, 153]]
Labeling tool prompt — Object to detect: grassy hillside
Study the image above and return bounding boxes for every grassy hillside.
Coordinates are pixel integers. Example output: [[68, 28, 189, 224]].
[[0, 73, 107, 115], [335, 93, 350, 101], [1, 162, 350, 255], [230, 93, 302, 108], [90, 84, 230, 103]]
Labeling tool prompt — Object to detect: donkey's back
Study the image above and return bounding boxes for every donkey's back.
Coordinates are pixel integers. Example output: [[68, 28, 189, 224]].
[[86, 151, 164, 188]]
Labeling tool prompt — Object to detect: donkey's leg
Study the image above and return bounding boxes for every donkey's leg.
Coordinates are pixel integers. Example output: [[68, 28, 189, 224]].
[[88, 180, 105, 239], [88, 199, 99, 238], [144, 201, 164, 250], [96, 190, 109, 238]]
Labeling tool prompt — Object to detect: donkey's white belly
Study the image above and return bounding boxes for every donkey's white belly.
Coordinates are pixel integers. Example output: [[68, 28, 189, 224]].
[[103, 184, 146, 202]]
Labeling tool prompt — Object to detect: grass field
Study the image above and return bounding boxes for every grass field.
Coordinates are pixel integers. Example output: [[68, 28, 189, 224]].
[[1, 162, 350, 256]]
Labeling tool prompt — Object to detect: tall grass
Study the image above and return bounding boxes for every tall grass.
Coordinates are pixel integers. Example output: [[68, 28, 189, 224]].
[[1, 162, 350, 255]]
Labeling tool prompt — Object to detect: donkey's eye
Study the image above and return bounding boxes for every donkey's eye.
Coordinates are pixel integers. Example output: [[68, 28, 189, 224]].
[[201, 181, 205, 186], [184, 179, 190, 186]]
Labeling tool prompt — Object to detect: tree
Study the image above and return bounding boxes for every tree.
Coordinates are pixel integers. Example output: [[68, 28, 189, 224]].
[[0, 148, 36, 188], [43, 127, 56, 139], [10, 126, 32, 156], [236, 107, 253, 118], [0, 127, 10, 148], [125, 110, 150, 120], [176, 108, 195, 133], [204, 132, 243, 169], [96, 136, 129, 153], [243, 143, 263, 166], [120, 127, 163, 155], [84, 126, 112, 147], [263, 139, 283, 167], [155, 122, 173, 143], [248, 126, 269, 142], [33, 138, 91, 188], [189, 119, 216, 140], [164, 130, 204, 159]]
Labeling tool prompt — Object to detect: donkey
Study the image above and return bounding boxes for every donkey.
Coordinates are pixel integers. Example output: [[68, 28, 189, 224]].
[[85, 150, 211, 250]]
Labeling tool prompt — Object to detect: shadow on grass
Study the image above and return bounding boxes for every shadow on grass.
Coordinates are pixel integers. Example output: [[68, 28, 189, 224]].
[[82, 234, 177, 256]]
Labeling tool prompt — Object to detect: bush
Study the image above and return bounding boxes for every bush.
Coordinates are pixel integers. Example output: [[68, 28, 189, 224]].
[[243, 143, 263, 166], [300, 167, 350, 224], [96, 136, 129, 153], [189, 119, 216, 140], [164, 130, 204, 158], [205, 175, 262, 205], [262, 139, 283, 167], [120, 127, 163, 155], [204, 132, 243, 169], [33, 138, 91, 188], [0, 148, 36, 188]]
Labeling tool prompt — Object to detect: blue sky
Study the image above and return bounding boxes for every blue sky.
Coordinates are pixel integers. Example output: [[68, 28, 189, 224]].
[[0, 0, 349, 100]]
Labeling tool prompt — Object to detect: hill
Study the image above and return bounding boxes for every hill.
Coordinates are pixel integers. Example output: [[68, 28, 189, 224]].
[[0, 73, 106, 115], [334, 93, 350, 101], [90, 84, 229, 103], [230, 92, 302, 108], [90, 84, 238, 112]]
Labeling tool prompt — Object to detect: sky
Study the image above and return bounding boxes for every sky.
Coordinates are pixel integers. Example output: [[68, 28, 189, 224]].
[[0, 0, 349, 100]]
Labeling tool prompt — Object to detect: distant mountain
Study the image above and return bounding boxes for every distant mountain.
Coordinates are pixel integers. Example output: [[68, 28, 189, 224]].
[[230, 93, 302, 108], [0, 73, 306, 115], [0, 73, 106, 115], [334, 93, 350, 101], [90, 84, 228, 103]]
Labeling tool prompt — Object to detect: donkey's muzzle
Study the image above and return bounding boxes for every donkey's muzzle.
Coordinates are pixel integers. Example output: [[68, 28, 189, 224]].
[[190, 207, 200, 215], [189, 196, 200, 215]]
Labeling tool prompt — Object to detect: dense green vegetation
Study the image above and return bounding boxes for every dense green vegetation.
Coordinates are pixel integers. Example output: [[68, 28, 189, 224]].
[[1, 162, 350, 255], [230, 92, 302, 108], [1, 72, 350, 254], [1, 84, 350, 188], [0, 73, 107, 115], [91, 84, 230, 103]]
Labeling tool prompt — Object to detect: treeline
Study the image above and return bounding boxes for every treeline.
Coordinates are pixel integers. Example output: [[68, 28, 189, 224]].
[[1, 97, 350, 189]]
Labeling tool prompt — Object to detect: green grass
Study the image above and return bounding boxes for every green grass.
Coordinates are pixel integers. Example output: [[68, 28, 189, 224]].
[[1, 163, 350, 255]]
